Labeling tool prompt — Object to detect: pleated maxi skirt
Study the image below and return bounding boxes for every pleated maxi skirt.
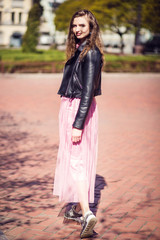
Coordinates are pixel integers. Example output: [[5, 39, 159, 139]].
[[53, 96, 98, 203]]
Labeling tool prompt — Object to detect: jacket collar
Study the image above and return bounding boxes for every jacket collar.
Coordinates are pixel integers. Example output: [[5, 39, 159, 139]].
[[65, 40, 87, 65], [77, 40, 87, 52]]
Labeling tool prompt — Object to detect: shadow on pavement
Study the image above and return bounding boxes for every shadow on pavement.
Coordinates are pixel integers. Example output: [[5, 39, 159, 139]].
[[58, 174, 107, 218], [0, 111, 58, 232], [0, 111, 159, 239]]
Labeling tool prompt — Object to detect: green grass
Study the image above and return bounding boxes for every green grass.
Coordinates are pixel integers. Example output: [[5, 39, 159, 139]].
[[0, 48, 66, 62], [0, 48, 160, 73], [0, 48, 160, 63], [105, 53, 160, 62]]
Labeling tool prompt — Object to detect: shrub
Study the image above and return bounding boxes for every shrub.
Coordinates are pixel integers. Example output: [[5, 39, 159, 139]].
[[22, 3, 42, 52]]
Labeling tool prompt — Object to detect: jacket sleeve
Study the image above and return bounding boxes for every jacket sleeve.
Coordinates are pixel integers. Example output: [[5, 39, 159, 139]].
[[73, 49, 101, 129]]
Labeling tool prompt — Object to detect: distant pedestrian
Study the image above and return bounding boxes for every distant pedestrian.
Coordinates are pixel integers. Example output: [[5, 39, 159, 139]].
[[53, 9, 103, 238]]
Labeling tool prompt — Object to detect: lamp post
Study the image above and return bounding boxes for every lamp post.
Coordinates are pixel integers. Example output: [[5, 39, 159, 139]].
[[49, 0, 60, 45], [133, 0, 143, 54]]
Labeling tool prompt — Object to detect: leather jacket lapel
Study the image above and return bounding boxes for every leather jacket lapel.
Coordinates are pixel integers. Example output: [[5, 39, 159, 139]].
[[65, 50, 80, 65], [65, 40, 87, 65], [77, 40, 87, 52]]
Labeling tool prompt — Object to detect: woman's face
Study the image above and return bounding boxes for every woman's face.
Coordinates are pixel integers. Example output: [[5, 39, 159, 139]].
[[72, 16, 90, 42]]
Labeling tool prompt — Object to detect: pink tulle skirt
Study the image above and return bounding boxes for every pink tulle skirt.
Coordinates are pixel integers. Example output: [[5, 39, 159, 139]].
[[53, 96, 98, 203]]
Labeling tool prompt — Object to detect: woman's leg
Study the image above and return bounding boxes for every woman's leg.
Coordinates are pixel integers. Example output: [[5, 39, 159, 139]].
[[77, 180, 97, 239], [76, 180, 90, 216]]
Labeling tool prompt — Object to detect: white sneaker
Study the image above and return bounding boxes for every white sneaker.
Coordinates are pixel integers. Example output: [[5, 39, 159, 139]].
[[80, 211, 97, 238]]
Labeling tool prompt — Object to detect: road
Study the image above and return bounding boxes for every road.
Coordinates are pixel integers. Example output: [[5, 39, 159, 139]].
[[0, 73, 160, 240]]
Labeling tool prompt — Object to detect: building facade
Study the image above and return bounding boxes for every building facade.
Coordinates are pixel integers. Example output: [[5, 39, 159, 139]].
[[39, 0, 66, 46], [0, 0, 66, 47], [0, 0, 33, 47]]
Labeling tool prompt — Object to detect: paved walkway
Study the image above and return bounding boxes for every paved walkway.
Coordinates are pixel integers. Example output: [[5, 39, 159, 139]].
[[0, 73, 160, 240]]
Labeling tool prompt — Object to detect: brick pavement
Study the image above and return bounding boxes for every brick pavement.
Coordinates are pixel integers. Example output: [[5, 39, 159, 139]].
[[0, 73, 160, 240]]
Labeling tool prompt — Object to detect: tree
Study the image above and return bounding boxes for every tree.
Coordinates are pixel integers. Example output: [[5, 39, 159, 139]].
[[123, 0, 160, 46], [91, 0, 134, 53], [142, 0, 160, 34], [124, 0, 146, 47], [54, 0, 95, 32], [54, 0, 160, 53], [22, 2, 43, 52], [54, 0, 134, 53]]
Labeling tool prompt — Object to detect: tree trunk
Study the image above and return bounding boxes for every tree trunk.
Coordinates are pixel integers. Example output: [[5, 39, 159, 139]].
[[135, 1, 142, 45], [119, 33, 124, 54]]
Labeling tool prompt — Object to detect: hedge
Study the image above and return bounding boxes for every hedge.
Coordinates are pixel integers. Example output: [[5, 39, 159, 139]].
[[0, 49, 160, 73]]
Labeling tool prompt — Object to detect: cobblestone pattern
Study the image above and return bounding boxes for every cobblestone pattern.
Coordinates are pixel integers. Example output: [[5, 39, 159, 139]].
[[0, 73, 160, 240]]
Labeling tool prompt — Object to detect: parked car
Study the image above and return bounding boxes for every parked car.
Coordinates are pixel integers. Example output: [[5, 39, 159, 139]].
[[142, 35, 160, 54]]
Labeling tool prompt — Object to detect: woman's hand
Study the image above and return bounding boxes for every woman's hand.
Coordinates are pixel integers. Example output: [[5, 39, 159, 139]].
[[72, 128, 82, 143]]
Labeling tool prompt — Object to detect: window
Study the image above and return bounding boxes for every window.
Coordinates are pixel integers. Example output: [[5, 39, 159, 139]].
[[11, 12, 15, 24], [19, 12, 22, 24]]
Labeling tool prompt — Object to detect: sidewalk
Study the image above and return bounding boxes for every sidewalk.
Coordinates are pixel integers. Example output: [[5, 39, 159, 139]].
[[0, 73, 160, 240]]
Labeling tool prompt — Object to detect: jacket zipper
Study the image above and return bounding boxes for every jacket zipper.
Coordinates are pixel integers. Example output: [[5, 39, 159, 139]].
[[74, 74, 82, 89], [65, 57, 80, 97]]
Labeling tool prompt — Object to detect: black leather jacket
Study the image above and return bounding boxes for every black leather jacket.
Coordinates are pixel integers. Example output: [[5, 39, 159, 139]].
[[58, 41, 102, 129]]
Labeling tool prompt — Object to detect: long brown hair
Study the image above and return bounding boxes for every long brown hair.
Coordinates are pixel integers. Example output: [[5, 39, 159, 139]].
[[66, 9, 104, 62]]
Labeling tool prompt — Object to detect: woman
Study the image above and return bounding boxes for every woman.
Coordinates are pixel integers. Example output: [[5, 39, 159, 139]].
[[53, 9, 103, 238]]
